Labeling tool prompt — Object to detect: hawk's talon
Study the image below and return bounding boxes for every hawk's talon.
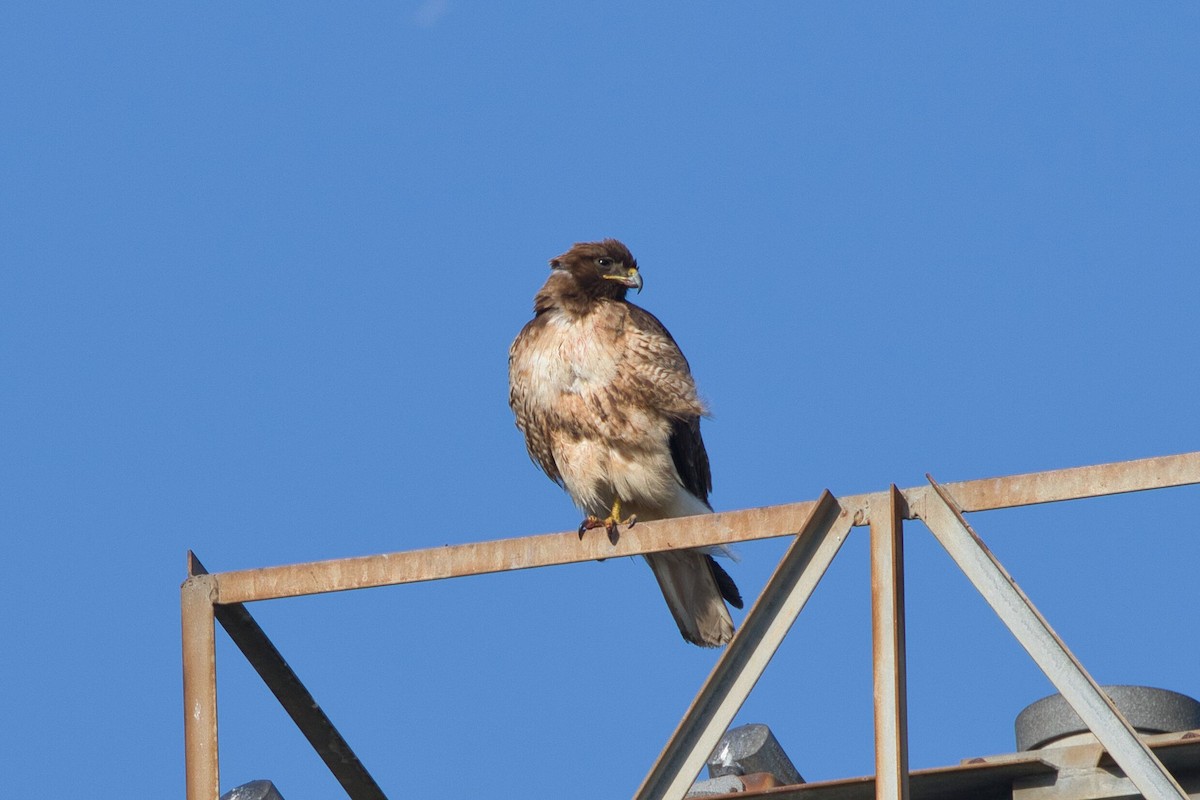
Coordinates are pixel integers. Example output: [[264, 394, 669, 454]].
[[579, 503, 635, 545], [578, 516, 604, 539]]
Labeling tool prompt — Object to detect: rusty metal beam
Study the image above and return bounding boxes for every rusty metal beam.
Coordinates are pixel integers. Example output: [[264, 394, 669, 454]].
[[189, 554, 388, 800], [920, 476, 1188, 800], [209, 452, 1200, 606], [213, 499, 827, 604], [182, 572, 220, 800], [635, 491, 853, 800], [871, 486, 910, 800], [927, 451, 1200, 513]]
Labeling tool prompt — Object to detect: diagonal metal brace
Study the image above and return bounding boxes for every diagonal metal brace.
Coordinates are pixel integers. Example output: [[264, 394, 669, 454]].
[[635, 491, 853, 800], [189, 553, 388, 800], [920, 476, 1188, 800]]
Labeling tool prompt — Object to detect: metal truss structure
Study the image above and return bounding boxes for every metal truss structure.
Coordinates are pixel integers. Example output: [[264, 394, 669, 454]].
[[183, 451, 1200, 800]]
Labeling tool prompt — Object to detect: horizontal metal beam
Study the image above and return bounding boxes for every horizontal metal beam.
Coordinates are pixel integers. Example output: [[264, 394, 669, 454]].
[[214, 499, 827, 604], [924, 451, 1200, 513], [921, 477, 1188, 800], [210, 451, 1200, 605]]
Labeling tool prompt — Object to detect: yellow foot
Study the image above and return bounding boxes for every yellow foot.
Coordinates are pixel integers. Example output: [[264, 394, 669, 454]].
[[578, 501, 637, 545]]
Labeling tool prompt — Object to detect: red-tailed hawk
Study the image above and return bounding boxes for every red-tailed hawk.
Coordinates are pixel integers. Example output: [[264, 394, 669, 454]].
[[508, 239, 743, 646]]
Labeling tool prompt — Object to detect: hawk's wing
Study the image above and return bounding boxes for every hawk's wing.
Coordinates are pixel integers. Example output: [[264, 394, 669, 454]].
[[624, 304, 712, 507], [669, 416, 712, 509], [623, 306, 744, 618]]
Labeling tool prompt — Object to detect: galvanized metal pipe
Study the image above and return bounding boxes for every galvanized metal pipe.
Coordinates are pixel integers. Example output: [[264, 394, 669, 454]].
[[920, 476, 1189, 800], [871, 486, 910, 800]]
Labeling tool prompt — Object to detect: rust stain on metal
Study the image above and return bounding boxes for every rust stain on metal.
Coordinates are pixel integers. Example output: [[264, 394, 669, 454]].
[[740, 772, 783, 791]]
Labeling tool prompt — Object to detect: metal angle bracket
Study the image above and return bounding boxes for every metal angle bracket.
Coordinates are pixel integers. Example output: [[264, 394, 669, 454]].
[[920, 476, 1188, 800]]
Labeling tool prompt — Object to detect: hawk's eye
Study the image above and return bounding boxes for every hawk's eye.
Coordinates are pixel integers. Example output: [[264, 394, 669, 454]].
[[596, 257, 614, 268]]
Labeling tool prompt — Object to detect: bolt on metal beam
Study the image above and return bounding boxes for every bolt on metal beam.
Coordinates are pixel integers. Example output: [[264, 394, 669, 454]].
[[920, 475, 1188, 800]]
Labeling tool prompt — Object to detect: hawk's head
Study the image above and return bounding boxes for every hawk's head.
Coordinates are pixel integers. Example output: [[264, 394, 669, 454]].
[[548, 239, 642, 300]]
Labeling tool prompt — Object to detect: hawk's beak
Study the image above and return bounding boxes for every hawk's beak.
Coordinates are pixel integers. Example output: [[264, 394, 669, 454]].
[[606, 267, 643, 293]]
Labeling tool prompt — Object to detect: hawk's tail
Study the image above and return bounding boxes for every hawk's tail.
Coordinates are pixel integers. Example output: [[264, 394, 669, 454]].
[[644, 550, 744, 647]]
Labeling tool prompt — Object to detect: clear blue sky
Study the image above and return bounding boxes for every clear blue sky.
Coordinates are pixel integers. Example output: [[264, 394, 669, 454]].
[[4, 3, 1199, 798]]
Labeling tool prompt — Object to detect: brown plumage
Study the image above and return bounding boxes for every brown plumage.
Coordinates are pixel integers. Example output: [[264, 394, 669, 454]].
[[508, 239, 742, 647]]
